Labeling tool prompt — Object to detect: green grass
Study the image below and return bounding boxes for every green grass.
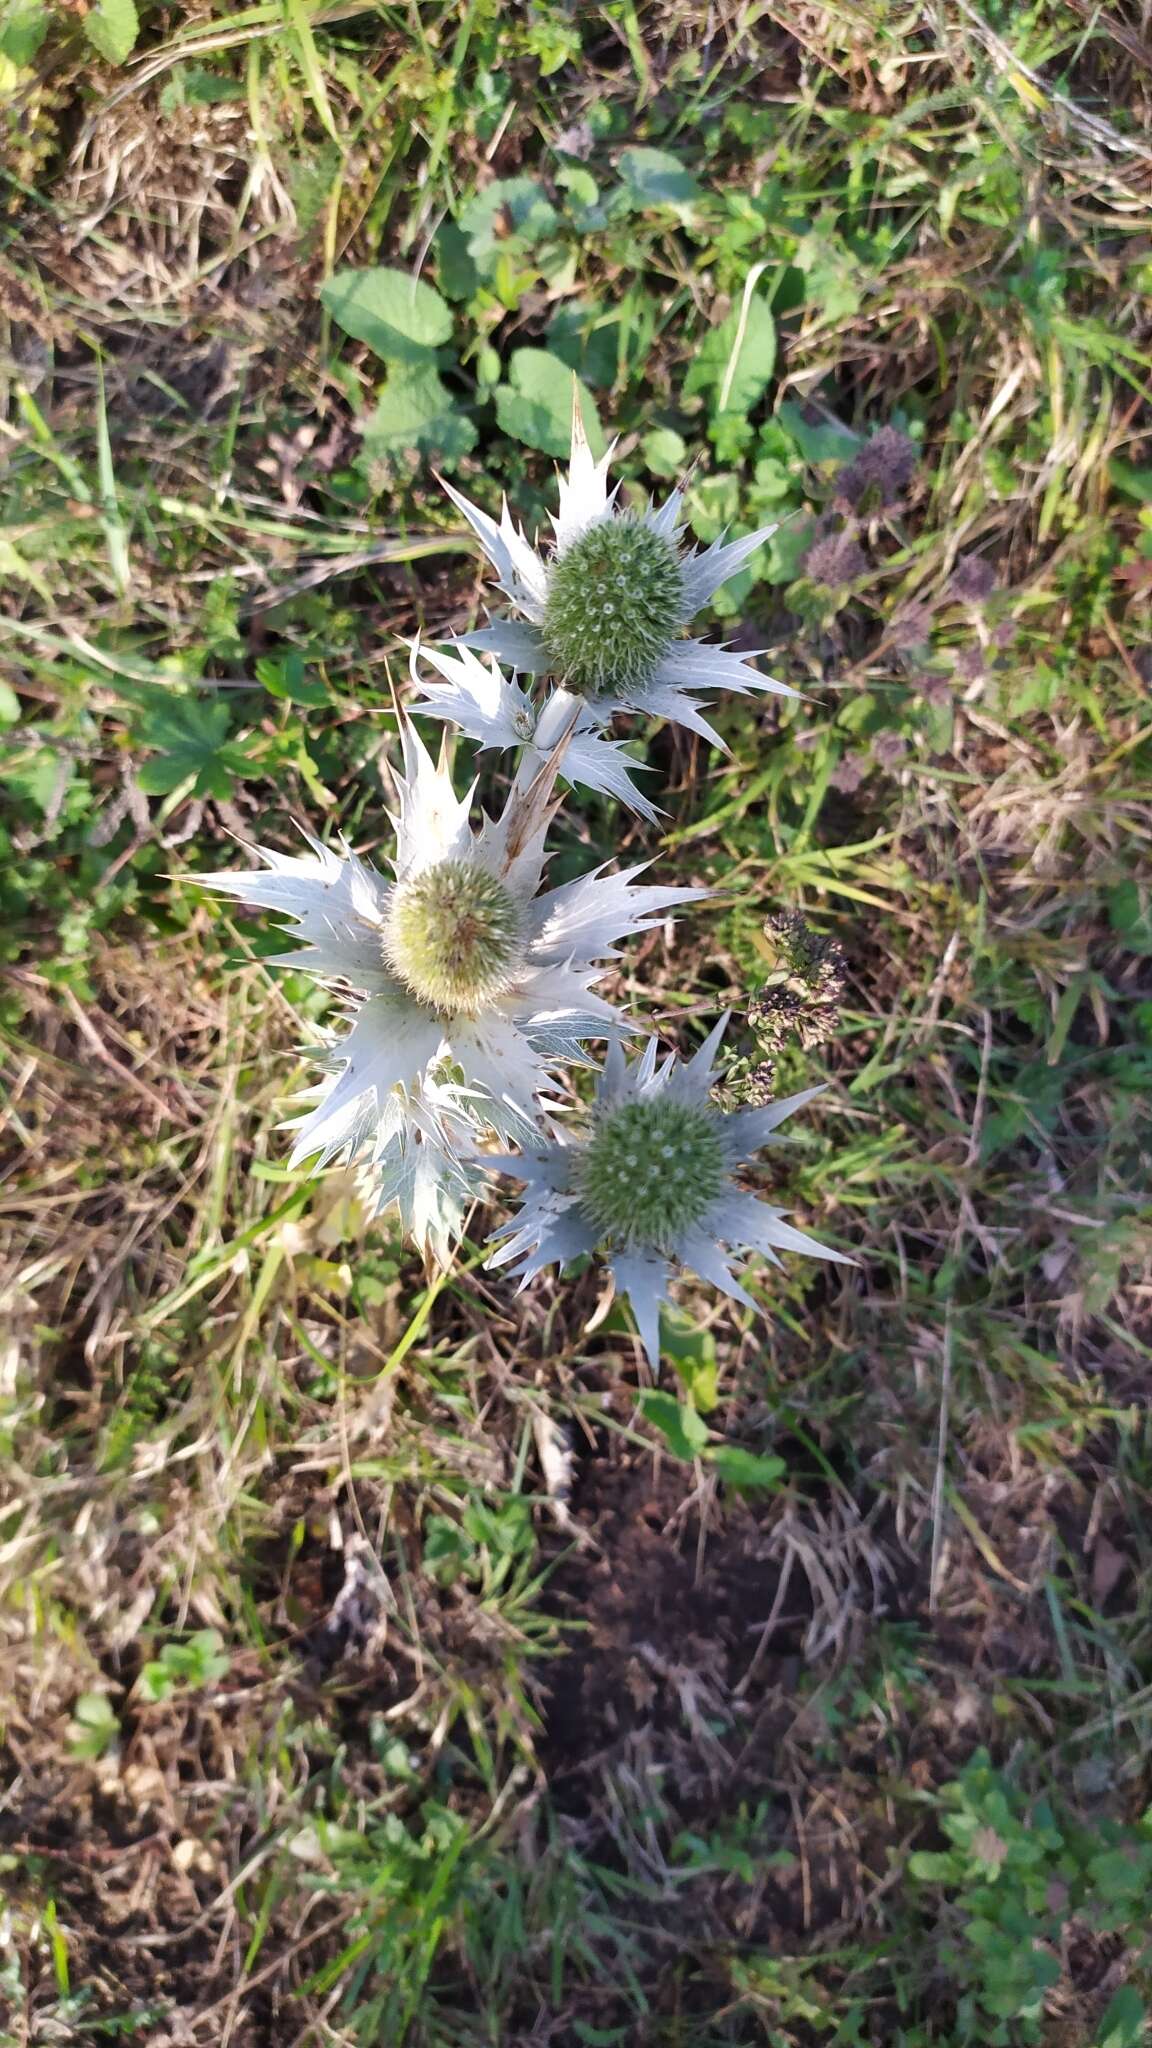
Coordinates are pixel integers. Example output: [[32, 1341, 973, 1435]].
[[2, 1, 1152, 2043]]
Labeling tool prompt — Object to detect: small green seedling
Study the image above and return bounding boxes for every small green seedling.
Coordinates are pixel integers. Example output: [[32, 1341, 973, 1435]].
[[137, 1629, 230, 1704]]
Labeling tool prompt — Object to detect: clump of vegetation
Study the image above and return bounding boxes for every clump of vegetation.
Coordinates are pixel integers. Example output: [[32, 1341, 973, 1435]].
[[725, 909, 848, 1104], [2, 1, 1151, 2043]]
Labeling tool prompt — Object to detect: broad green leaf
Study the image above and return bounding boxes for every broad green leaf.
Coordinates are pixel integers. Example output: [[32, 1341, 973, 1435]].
[[494, 348, 601, 459], [359, 366, 477, 470], [641, 427, 687, 477], [709, 1446, 787, 1494], [163, 66, 246, 108], [0, 741, 73, 814], [1109, 880, 1152, 955], [793, 229, 863, 324], [522, 10, 580, 73], [618, 146, 702, 210], [73, 1691, 117, 1730], [777, 400, 857, 466], [138, 1661, 176, 1703], [1087, 1844, 1152, 1905], [458, 177, 560, 262], [639, 1390, 710, 1463], [434, 219, 480, 303], [685, 288, 776, 421], [68, 1690, 118, 1759], [255, 652, 328, 708], [83, 0, 139, 64], [556, 163, 599, 213], [1096, 1987, 1146, 2048], [0, 2, 48, 64], [546, 299, 623, 390], [663, 1318, 719, 1411], [1110, 459, 1152, 503], [320, 266, 453, 363], [0, 677, 21, 724], [907, 1850, 961, 1882], [136, 696, 254, 800], [769, 516, 817, 585]]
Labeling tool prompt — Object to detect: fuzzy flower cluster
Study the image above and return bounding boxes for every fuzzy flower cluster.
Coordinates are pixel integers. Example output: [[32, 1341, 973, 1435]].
[[199, 403, 850, 1364]]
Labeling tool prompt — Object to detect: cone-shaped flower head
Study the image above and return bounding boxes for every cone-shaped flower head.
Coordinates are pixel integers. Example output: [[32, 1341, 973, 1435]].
[[542, 513, 686, 696], [436, 399, 796, 763], [384, 858, 524, 1012], [488, 1016, 852, 1367], [192, 721, 705, 1256]]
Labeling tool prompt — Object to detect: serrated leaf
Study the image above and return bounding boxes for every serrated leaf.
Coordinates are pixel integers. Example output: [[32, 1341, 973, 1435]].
[[135, 696, 254, 801], [255, 652, 328, 707], [709, 1446, 786, 1494], [618, 146, 702, 210], [685, 288, 776, 422], [494, 348, 601, 459], [83, 0, 139, 65], [359, 365, 477, 470], [320, 266, 453, 363], [639, 1390, 710, 1462]]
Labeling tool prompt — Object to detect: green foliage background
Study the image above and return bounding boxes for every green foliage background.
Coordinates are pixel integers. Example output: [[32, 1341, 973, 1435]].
[[1, 1, 1151, 2043]]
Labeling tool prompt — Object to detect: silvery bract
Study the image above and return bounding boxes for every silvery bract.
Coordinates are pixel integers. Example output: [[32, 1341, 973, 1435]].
[[195, 721, 703, 1255], [438, 405, 794, 764], [487, 1017, 852, 1366], [292, 1061, 483, 1264], [408, 640, 661, 823]]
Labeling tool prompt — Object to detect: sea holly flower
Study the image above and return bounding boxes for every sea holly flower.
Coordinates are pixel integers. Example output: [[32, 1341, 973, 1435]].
[[408, 639, 661, 823], [438, 403, 795, 757], [193, 721, 704, 1254], [286, 1055, 484, 1261], [487, 1017, 852, 1367]]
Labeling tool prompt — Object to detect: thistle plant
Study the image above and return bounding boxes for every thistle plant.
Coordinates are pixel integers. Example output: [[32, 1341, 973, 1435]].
[[408, 639, 662, 820], [487, 1022, 852, 1367], [198, 387, 849, 1363], [418, 410, 796, 811], [196, 717, 702, 1256]]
